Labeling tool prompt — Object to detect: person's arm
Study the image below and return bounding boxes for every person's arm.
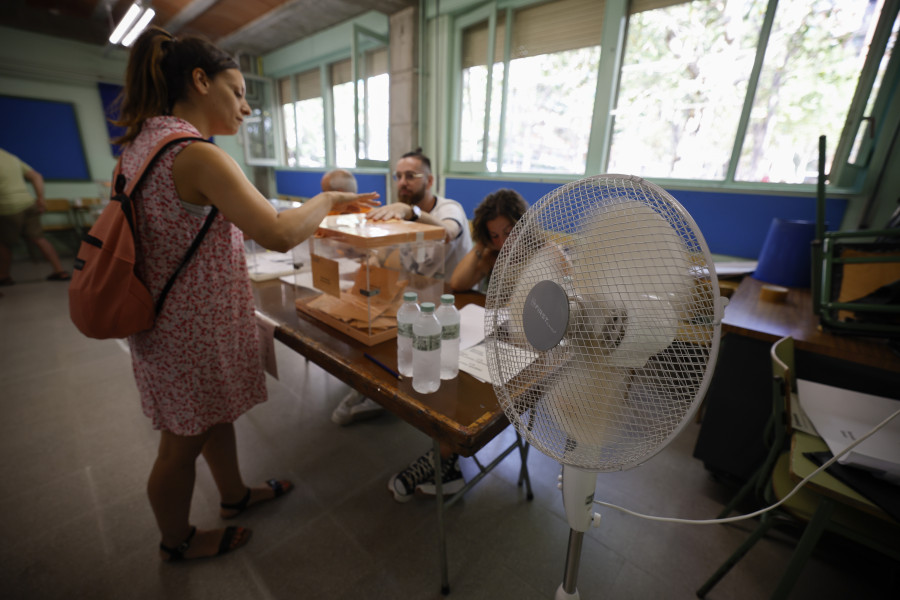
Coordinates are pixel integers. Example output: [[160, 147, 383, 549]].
[[366, 201, 462, 243], [23, 168, 45, 212], [173, 143, 379, 253], [450, 243, 497, 291]]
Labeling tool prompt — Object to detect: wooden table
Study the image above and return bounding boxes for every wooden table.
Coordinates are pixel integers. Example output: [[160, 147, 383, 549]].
[[252, 279, 531, 594], [253, 280, 511, 456], [721, 275, 900, 373]]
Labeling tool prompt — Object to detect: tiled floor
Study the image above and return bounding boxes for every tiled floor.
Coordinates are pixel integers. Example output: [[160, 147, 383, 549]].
[[1, 256, 896, 599]]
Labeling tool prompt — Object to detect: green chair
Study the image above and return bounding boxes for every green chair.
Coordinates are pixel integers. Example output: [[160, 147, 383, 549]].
[[697, 336, 900, 599]]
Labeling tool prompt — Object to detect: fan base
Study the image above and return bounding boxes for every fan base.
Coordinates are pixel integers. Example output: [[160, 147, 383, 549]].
[[554, 583, 580, 600]]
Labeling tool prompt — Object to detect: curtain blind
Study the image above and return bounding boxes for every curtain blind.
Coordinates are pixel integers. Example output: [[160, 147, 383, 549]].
[[296, 68, 322, 101], [462, 0, 604, 68]]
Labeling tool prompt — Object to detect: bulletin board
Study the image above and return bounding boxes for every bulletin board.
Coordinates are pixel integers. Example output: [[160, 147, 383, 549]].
[[0, 95, 91, 181]]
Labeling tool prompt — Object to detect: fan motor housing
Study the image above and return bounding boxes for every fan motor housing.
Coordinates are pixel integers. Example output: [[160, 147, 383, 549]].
[[523, 280, 570, 351]]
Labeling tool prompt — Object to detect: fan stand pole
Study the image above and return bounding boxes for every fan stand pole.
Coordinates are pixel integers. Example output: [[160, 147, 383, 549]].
[[556, 529, 585, 599], [554, 465, 599, 600]]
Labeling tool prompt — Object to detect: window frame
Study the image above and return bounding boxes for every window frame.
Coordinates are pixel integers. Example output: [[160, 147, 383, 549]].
[[444, 0, 898, 194], [241, 73, 281, 167], [352, 24, 391, 168]]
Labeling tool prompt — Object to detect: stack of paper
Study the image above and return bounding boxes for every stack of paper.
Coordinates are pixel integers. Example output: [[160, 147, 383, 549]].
[[798, 379, 900, 484]]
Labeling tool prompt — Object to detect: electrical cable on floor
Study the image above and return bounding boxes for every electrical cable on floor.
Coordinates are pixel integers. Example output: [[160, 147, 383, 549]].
[[591, 407, 900, 525]]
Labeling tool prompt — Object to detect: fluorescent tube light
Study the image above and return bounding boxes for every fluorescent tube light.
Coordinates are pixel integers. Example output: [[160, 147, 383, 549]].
[[122, 8, 156, 47], [108, 3, 142, 45]]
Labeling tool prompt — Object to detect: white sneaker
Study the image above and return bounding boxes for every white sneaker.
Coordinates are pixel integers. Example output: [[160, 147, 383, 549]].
[[331, 391, 385, 426]]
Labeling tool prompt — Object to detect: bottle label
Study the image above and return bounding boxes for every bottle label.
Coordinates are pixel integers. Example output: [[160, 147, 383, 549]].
[[414, 333, 442, 351], [441, 323, 460, 340], [398, 323, 414, 338]]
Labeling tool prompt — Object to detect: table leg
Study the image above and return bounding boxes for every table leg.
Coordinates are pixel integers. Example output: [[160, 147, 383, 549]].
[[515, 432, 533, 500], [434, 437, 450, 595]]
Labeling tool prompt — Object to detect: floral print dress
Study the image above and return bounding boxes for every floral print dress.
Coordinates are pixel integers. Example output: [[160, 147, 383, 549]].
[[125, 116, 266, 436]]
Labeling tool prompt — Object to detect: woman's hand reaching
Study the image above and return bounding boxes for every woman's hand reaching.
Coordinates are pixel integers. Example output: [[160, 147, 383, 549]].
[[320, 191, 381, 214]]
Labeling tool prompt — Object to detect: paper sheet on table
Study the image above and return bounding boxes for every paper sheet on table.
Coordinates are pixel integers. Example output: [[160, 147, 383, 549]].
[[797, 379, 900, 482], [247, 251, 304, 281], [459, 339, 538, 386], [714, 261, 758, 277], [459, 303, 486, 351]]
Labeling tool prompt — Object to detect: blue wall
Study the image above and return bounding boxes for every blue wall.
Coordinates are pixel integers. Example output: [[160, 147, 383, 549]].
[[445, 177, 846, 259], [275, 170, 388, 202]]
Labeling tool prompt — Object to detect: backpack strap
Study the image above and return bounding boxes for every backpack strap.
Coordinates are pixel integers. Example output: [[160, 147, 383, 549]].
[[154, 205, 219, 315], [112, 132, 220, 316], [113, 133, 211, 238]]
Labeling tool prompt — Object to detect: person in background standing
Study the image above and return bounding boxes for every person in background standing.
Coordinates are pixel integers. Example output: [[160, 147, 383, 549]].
[[0, 148, 70, 285]]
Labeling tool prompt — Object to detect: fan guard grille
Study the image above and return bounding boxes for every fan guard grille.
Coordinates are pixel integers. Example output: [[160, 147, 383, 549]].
[[485, 175, 721, 472]]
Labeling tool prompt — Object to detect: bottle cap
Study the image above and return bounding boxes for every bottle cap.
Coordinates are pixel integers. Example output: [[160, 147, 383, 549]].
[[440, 294, 454, 304], [403, 292, 418, 302], [420, 302, 435, 313]]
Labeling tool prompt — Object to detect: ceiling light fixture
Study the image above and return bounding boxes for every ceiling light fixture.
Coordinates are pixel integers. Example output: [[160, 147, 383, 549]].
[[109, 1, 156, 47]]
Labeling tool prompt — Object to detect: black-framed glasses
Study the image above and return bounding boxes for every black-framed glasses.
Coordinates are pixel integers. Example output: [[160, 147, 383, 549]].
[[392, 171, 425, 182]]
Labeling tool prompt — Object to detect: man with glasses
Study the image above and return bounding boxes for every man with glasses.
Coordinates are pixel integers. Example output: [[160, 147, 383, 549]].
[[331, 149, 472, 430], [368, 148, 472, 275]]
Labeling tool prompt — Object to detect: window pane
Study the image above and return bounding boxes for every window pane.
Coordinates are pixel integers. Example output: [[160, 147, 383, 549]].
[[358, 73, 389, 161], [610, 0, 766, 180], [333, 81, 355, 167], [737, 0, 885, 183], [282, 102, 298, 167], [850, 6, 897, 165], [501, 48, 599, 174], [459, 65, 489, 162], [294, 98, 325, 168]]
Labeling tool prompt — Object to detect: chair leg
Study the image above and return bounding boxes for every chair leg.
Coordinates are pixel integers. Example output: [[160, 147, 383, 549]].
[[697, 513, 777, 598], [771, 498, 835, 600]]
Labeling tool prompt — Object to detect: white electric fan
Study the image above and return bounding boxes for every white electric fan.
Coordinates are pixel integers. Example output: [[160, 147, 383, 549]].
[[484, 175, 726, 599]]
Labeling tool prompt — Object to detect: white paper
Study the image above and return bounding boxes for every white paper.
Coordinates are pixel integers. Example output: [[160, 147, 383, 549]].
[[713, 261, 758, 276], [458, 339, 539, 386], [797, 379, 900, 482], [789, 392, 819, 436], [459, 303, 486, 351], [458, 342, 493, 384], [247, 251, 303, 281]]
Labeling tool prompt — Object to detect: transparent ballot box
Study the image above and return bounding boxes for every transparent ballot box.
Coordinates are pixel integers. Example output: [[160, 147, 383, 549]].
[[245, 198, 306, 282], [297, 213, 446, 346]]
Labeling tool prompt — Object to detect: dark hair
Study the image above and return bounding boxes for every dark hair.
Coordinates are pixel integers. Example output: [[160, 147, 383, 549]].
[[472, 189, 528, 247], [113, 26, 239, 145], [401, 147, 432, 173]]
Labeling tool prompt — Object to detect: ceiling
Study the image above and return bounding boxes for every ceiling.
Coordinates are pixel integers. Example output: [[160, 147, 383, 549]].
[[0, 0, 417, 56]]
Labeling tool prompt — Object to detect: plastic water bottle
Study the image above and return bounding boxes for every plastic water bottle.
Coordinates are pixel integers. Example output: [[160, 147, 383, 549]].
[[436, 294, 460, 380], [412, 302, 441, 394], [396, 292, 419, 378]]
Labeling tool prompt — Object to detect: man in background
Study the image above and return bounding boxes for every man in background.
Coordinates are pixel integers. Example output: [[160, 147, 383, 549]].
[[0, 148, 70, 286], [321, 168, 358, 195]]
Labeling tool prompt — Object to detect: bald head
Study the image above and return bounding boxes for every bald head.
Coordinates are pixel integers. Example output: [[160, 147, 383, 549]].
[[321, 169, 358, 193]]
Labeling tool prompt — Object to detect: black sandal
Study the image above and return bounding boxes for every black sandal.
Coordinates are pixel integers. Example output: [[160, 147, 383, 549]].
[[159, 525, 250, 562], [159, 526, 197, 562], [220, 479, 293, 519]]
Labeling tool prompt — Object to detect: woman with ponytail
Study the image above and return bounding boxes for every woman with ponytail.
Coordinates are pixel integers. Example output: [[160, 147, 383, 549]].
[[115, 27, 380, 562]]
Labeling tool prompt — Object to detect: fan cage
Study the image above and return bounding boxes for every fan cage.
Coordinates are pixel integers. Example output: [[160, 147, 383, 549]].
[[485, 175, 722, 472]]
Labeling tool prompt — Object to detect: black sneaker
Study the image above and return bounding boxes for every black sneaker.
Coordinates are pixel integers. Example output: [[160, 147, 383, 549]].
[[388, 449, 437, 503], [416, 454, 465, 496]]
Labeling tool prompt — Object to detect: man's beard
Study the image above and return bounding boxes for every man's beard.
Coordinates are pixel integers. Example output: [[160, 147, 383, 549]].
[[399, 187, 425, 206]]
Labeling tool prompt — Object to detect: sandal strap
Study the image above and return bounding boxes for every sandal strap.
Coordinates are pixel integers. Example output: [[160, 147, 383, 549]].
[[220, 487, 251, 511], [160, 526, 197, 562], [267, 479, 288, 497], [217, 526, 246, 556]]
